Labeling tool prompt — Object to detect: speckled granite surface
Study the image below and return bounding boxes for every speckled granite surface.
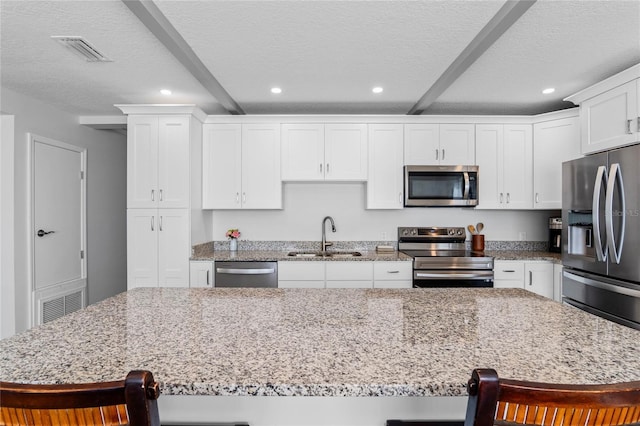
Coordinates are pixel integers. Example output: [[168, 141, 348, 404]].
[[1, 288, 638, 397], [486, 250, 562, 263]]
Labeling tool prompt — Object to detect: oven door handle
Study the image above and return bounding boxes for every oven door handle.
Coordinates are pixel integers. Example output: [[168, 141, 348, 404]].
[[415, 272, 492, 280], [463, 172, 470, 200]]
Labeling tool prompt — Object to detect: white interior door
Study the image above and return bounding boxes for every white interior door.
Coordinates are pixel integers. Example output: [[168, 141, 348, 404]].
[[33, 137, 85, 289]]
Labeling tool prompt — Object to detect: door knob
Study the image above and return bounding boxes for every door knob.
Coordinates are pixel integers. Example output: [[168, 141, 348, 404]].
[[37, 229, 55, 237]]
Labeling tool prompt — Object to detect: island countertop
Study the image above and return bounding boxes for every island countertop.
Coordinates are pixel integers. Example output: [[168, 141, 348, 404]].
[[1, 288, 638, 398]]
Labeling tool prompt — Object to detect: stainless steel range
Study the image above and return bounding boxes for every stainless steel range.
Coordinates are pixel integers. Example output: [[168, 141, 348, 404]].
[[398, 227, 494, 288]]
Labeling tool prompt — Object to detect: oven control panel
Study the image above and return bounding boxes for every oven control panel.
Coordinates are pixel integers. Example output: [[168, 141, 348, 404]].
[[398, 227, 466, 241]]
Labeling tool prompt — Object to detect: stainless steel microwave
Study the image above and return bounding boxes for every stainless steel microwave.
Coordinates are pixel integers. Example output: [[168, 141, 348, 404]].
[[404, 165, 478, 207]]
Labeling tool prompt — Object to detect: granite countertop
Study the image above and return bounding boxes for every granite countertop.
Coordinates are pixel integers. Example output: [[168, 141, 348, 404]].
[[1, 288, 638, 397], [486, 250, 562, 263], [194, 249, 412, 262]]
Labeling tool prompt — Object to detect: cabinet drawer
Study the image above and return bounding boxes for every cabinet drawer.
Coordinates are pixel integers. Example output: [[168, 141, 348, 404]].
[[494, 261, 524, 280], [279, 280, 325, 289], [326, 261, 373, 280], [373, 262, 412, 280], [278, 261, 325, 281]]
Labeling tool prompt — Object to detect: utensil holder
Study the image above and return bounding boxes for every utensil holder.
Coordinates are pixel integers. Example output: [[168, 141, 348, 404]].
[[472, 234, 485, 252]]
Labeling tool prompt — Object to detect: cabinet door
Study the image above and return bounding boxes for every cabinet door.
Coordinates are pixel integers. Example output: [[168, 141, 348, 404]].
[[190, 261, 213, 288], [524, 262, 554, 299], [475, 125, 503, 209], [494, 260, 524, 288], [324, 124, 368, 180], [367, 124, 404, 209], [127, 116, 159, 208], [439, 124, 475, 165], [502, 125, 532, 209], [158, 209, 190, 287], [157, 116, 190, 208], [202, 124, 242, 209], [404, 124, 439, 165], [242, 124, 282, 209], [127, 209, 158, 288], [581, 80, 638, 154], [533, 116, 580, 209], [278, 261, 325, 288], [553, 263, 563, 302], [281, 124, 325, 181], [373, 261, 412, 288]]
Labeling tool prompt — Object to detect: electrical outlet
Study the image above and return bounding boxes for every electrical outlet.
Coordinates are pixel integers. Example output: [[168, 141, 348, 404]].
[[519, 232, 527, 241]]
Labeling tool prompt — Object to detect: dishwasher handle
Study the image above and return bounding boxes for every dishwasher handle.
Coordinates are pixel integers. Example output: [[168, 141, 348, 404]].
[[216, 267, 276, 275]]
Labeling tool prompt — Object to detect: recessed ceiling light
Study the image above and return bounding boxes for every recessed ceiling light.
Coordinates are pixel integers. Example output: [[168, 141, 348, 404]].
[[372, 87, 384, 94], [271, 87, 282, 94], [542, 88, 555, 95], [160, 89, 172, 96]]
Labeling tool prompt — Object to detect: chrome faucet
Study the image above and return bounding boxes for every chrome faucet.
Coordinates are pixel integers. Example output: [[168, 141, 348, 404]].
[[321, 216, 336, 253]]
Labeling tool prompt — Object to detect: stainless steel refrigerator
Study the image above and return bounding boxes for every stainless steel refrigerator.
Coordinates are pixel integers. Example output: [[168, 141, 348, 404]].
[[562, 143, 640, 330]]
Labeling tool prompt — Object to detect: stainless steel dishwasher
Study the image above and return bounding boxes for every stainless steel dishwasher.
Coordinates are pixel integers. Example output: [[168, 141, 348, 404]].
[[214, 261, 278, 288]]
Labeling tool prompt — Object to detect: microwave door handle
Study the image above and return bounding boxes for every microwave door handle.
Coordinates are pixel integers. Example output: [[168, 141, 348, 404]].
[[463, 172, 470, 200], [592, 166, 607, 261], [605, 163, 626, 264]]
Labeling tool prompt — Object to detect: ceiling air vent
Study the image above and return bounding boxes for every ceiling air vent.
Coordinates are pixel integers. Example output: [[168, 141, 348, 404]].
[[51, 36, 112, 62]]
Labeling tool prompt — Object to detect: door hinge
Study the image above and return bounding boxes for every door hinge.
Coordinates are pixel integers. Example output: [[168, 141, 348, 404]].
[[80, 171, 84, 180], [80, 250, 84, 259]]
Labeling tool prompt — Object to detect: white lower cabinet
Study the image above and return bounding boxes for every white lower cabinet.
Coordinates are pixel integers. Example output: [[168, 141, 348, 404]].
[[326, 262, 373, 288], [553, 263, 563, 303], [373, 262, 412, 288], [189, 261, 213, 288], [278, 261, 326, 288], [127, 209, 189, 289], [493, 260, 554, 299], [493, 261, 525, 289]]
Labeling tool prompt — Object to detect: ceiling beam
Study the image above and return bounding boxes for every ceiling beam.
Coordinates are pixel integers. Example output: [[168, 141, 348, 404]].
[[407, 0, 537, 115], [121, 0, 245, 115]]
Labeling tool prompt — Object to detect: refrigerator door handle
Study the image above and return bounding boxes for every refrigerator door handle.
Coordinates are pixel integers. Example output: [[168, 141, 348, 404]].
[[605, 163, 626, 264], [592, 165, 607, 261]]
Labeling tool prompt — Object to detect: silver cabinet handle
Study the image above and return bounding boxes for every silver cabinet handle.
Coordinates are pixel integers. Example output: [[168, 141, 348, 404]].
[[159, 216, 163, 231], [500, 193, 503, 203], [535, 193, 539, 204], [592, 165, 608, 261], [435, 149, 439, 160], [216, 268, 275, 275], [605, 163, 626, 264], [206, 270, 210, 285], [242, 192, 246, 203], [637, 117, 640, 133], [506, 193, 511, 203], [502, 270, 516, 273], [387, 270, 400, 274], [529, 270, 533, 286], [236, 192, 240, 204], [627, 119, 633, 134], [151, 189, 155, 201], [151, 216, 154, 231], [320, 163, 323, 173], [326, 163, 330, 174], [442, 149, 445, 161], [399, 192, 403, 205], [159, 189, 163, 201]]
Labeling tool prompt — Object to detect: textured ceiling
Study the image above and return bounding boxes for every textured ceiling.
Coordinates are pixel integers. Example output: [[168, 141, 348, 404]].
[[1, 0, 638, 116]]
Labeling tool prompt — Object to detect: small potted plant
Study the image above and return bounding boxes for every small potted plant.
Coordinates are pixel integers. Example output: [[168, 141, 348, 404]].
[[226, 228, 241, 251]]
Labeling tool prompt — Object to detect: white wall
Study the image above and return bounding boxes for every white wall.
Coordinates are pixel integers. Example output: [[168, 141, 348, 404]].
[[1, 115, 16, 338], [211, 182, 556, 242], [1, 88, 127, 333]]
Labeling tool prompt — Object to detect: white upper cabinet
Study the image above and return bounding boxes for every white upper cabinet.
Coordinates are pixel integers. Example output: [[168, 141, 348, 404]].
[[404, 123, 475, 165], [367, 124, 404, 209], [203, 123, 282, 209], [281, 123, 367, 181], [476, 124, 532, 209], [127, 115, 190, 208], [533, 114, 581, 209], [565, 64, 640, 154]]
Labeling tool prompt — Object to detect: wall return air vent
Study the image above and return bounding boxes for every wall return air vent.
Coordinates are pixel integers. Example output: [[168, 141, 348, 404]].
[[51, 36, 112, 62]]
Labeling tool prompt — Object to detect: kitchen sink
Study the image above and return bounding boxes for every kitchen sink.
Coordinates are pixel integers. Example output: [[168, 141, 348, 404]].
[[286, 251, 362, 258]]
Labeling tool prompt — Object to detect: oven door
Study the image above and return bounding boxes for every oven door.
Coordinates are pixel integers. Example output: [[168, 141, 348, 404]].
[[413, 270, 493, 288]]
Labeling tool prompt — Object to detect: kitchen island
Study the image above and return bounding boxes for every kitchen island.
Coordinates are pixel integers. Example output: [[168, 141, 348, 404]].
[[1, 288, 638, 425]]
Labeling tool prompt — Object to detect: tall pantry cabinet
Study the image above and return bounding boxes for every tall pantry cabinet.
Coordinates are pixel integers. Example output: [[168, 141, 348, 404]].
[[117, 105, 210, 289]]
